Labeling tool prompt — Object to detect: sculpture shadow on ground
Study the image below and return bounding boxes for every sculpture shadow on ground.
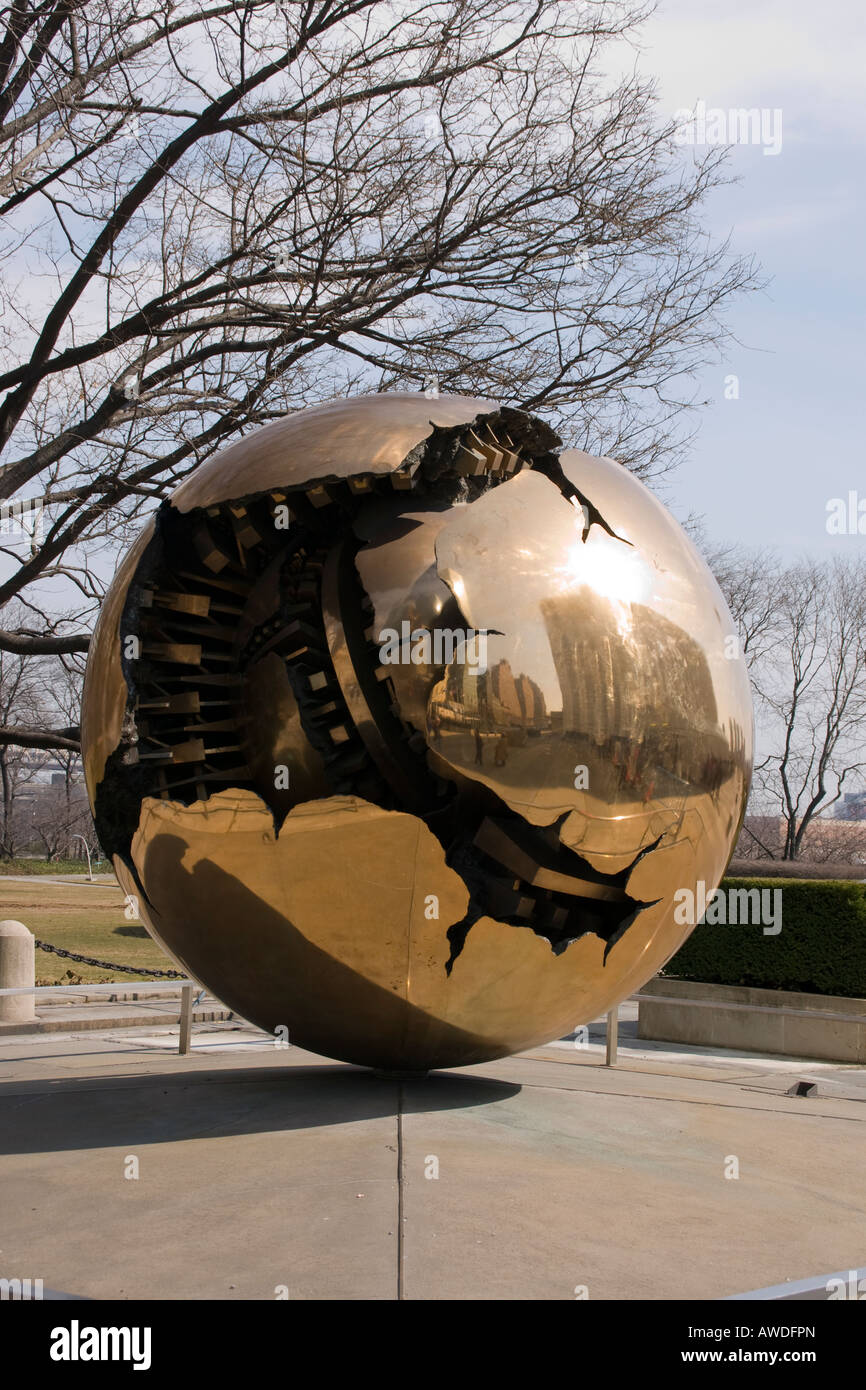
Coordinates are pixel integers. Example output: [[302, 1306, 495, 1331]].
[[0, 1063, 521, 1156]]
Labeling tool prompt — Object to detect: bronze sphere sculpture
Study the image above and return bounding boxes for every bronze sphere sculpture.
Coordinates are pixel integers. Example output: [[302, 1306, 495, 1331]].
[[81, 393, 752, 1070]]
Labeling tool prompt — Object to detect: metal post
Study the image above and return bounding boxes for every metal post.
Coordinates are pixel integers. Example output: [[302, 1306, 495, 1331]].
[[178, 983, 193, 1055], [605, 1006, 619, 1066]]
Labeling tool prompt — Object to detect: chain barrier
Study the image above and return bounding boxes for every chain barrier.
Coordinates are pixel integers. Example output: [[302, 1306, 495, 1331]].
[[34, 940, 185, 979]]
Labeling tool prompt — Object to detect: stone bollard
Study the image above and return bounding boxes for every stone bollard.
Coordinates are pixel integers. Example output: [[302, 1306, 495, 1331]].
[[0, 920, 36, 1023]]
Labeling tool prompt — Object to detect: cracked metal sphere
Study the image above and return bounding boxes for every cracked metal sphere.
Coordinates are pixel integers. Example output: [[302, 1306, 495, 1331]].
[[81, 392, 752, 1071]]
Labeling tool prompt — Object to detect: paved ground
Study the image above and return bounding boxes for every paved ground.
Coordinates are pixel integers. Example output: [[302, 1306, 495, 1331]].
[[1, 1014, 865, 1301]]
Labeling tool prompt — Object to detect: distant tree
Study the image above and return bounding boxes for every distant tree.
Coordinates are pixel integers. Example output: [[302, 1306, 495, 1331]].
[[28, 779, 93, 860], [0, 618, 44, 854], [714, 553, 866, 861], [703, 540, 786, 669]]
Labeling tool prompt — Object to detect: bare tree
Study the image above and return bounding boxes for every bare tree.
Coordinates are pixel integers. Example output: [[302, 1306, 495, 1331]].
[[39, 655, 88, 823], [0, 0, 758, 749], [703, 540, 787, 669], [28, 778, 93, 859], [0, 616, 45, 852], [715, 553, 866, 861]]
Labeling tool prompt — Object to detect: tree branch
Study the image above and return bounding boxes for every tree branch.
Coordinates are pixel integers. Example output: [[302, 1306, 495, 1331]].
[[0, 629, 91, 654], [0, 724, 80, 751]]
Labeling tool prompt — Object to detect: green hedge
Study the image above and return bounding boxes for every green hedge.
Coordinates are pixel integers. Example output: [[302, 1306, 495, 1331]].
[[663, 877, 866, 999]]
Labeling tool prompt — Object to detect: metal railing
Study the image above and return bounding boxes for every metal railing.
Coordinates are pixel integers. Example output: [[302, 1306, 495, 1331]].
[[728, 1266, 866, 1300], [0, 980, 201, 1054], [1, 984, 619, 1062]]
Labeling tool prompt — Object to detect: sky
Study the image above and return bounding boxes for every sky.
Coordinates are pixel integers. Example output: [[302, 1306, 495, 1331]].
[[3, 0, 862, 610], [636, 0, 865, 559]]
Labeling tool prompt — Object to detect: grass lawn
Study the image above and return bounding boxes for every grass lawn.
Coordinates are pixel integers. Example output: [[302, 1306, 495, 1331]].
[[0, 858, 109, 876], [0, 877, 179, 984]]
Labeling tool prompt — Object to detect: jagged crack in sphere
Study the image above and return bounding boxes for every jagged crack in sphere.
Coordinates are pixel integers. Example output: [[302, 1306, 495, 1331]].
[[81, 392, 752, 1070]]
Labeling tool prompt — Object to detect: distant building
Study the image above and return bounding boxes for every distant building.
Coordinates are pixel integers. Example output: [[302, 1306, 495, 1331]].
[[487, 659, 547, 729], [835, 792, 866, 821], [734, 813, 866, 865]]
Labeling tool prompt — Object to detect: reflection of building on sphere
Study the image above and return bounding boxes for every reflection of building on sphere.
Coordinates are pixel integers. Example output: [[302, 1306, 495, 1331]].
[[541, 592, 745, 803], [81, 393, 752, 1071], [430, 659, 547, 736]]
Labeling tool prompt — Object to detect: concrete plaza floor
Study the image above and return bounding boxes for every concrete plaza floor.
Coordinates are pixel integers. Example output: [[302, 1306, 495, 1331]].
[[1, 1016, 865, 1301]]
